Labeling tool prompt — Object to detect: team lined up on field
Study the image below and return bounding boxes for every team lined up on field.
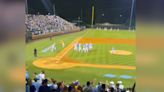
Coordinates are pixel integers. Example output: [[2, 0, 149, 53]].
[[41, 40, 65, 53], [73, 43, 93, 53], [42, 37, 94, 53], [42, 41, 93, 53], [33, 40, 94, 57], [34, 40, 117, 57]]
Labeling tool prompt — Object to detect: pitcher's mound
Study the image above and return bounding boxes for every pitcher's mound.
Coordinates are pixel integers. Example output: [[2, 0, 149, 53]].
[[110, 50, 132, 55]]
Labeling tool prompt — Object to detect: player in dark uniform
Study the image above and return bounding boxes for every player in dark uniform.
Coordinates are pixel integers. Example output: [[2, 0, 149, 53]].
[[34, 48, 37, 57]]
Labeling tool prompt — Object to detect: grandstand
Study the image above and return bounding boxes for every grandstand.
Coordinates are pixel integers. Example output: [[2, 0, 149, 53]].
[[25, 14, 80, 41]]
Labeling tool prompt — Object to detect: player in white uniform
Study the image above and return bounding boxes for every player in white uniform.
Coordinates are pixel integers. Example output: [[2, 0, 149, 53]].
[[61, 40, 65, 48], [78, 43, 82, 52], [82, 44, 86, 53], [89, 43, 93, 50], [51, 43, 56, 52], [111, 47, 116, 54], [74, 42, 78, 51], [86, 43, 89, 52]]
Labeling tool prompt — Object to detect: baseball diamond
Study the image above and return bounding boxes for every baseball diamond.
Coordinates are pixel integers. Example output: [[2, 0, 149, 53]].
[[26, 29, 136, 87]]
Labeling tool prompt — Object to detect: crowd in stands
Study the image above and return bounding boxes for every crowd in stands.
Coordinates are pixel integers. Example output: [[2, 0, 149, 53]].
[[25, 14, 79, 35], [26, 71, 136, 92]]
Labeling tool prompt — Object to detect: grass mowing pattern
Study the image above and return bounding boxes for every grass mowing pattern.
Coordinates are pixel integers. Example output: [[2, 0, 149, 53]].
[[26, 29, 136, 87], [68, 44, 135, 66]]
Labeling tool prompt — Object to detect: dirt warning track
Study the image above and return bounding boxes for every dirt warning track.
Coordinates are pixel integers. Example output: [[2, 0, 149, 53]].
[[33, 38, 136, 70]]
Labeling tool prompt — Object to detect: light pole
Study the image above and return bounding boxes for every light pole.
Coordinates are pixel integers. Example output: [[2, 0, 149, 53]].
[[129, 0, 135, 30], [91, 5, 95, 28], [25, 0, 28, 14]]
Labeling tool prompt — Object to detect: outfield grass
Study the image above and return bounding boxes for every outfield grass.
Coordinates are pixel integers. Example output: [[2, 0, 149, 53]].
[[84, 29, 135, 39], [26, 29, 136, 87]]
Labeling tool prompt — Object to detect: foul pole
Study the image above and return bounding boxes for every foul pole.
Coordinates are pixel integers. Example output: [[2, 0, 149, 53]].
[[91, 5, 95, 28]]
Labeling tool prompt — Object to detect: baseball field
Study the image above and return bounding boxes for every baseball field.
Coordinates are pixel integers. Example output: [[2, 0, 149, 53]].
[[26, 29, 136, 87]]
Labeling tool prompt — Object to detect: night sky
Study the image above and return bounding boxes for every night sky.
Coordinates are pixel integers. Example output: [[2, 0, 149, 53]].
[[27, 0, 135, 26]]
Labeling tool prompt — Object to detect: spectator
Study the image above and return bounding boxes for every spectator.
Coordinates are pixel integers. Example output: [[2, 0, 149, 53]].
[[26, 71, 135, 92], [38, 79, 51, 92], [95, 82, 102, 92], [28, 79, 36, 92], [77, 85, 83, 92], [26, 79, 30, 92], [39, 71, 45, 80], [63, 86, 68, 92], [109, 81, 116, 91], [83, 81, 93, 92], [33, 72, 38, 80], [32, 78, 41, 92], [101, 84, 107, 92], [26, 71, 29, 80], [25, 14, 79, 36], [49, 78, 58, 91]]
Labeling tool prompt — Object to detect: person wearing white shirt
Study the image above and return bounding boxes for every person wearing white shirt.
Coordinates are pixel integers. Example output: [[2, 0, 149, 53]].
[[38, 71, 45, 84], [39, 71, 45, 80], [86, 43, 89, 52], [51, 43, 56, 52], [32, 79, 41, 92], [78, 43, 82, 52], [110, 81, 115, 88], [117, 81, 124, 91], [49, 79, 58, 91], [89, 43, 93, 51], [82, 44, 86, 53]]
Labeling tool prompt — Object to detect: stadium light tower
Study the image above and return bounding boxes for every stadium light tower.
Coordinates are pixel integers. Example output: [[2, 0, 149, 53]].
[[25, 0, 28, 14]]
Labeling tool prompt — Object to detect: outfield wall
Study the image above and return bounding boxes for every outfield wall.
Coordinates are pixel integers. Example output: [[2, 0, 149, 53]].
[[93, 25, 135, 30], [31, 29, 81, 40]]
